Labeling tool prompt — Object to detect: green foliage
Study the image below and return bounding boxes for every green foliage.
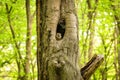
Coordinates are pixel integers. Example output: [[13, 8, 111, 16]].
[[0, 0, 119, 79], [77, 0, 120, 79], [0, 0, 36, 80]]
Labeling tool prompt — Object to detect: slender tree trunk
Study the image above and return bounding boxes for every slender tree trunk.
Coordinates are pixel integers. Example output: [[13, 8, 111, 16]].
[[100, 36, 108, 80], [87, 0, 98, 59], [36, 0, 83, 80], [25, 0, 32, 79], [25, 0, 35, 79], [6, 1, 35, 80], [113, 27, 119, 80], [115, 17, 120, 80], [5, 3, 24, 80]]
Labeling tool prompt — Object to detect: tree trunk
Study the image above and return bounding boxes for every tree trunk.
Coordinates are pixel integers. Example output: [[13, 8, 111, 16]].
[[36, 0, 83, 80], [5, 3, 24, 80], [36, 0, 104, 80], [87, 0, 98, 59], [25, 0, 36, 79], [113, 27, 119, 80], [25, 0, 32, 79]]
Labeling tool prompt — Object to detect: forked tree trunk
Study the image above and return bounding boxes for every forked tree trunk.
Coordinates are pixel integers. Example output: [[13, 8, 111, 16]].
[[36, 0, 83, 80]]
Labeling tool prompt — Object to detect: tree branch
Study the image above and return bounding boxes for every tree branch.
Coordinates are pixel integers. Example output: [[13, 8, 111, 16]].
[[81, 54, 104, 80]]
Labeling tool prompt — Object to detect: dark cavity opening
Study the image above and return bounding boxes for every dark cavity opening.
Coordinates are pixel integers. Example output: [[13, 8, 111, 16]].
[[56, 19, 66, 40]]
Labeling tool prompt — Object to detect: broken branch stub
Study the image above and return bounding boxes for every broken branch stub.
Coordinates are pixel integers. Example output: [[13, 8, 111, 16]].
[[81, 54, 104, 80]]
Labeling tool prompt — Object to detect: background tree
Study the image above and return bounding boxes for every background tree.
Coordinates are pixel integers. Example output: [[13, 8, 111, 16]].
[[87, 0, 98, 59], [0, 0, 36, 80], [25, 0, 35, 79], [5, 2, 25, 79]]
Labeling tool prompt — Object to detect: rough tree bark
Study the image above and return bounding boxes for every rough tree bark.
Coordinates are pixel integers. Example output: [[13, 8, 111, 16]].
[[36, 0, 83, 80], [81, 54, 104, 80], [36, 0, 104, 80]]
